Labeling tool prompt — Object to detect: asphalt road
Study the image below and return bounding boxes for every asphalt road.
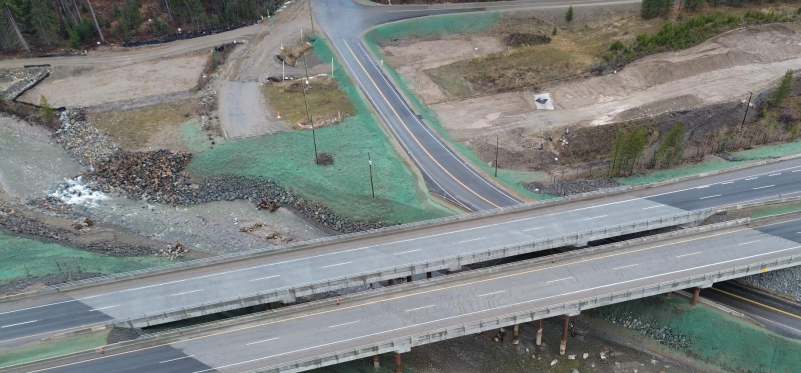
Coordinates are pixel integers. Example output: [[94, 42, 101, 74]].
[[3, 157, 801, 350], [701, 281, 801, 339], [20, 216, 801, 373]]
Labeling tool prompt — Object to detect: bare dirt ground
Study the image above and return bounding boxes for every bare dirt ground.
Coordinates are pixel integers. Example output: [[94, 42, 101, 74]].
[[382, 35, 505, 104], [19, 55, 207, 108], [430, 23, 801, 171], [218, 0, 330, 139]]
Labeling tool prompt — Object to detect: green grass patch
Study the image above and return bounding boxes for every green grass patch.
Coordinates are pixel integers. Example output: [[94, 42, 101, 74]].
[[0, 330, 109, 368], [365, 12, 501, 41], [752, 200, 801, 219], [593, 296, 801, 373], [263, 76, 355, 125], [185, 37, 455, 223], [0, 232, 172, 283]]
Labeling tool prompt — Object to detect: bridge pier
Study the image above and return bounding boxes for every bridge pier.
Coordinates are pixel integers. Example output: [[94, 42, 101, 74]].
[[389, 279, 395, 285], [560, 315, 569, 355], [691, 287, 701, 306], [395, 352, 402, 373], [665, 291, 672, 298], [374, 354, 380, 369], [426, 272, 432, 279], [536, 319, 543, 346], [406, 275, 412, 283]]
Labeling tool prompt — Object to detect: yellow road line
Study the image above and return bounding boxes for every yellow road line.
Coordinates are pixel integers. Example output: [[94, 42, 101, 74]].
[[28, 217, 801, 372], [341, 40, 500, 209], [710, 287, 801, 320]]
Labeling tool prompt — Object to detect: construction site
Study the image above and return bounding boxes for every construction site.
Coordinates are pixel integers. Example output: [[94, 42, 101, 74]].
[[1, 0, 801, 372]]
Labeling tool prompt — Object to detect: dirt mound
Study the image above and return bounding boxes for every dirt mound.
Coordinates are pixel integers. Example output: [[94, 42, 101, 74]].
[[503, 32, 551, 47]]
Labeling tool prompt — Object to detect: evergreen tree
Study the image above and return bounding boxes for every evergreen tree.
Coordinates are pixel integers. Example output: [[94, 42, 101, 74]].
[[652, 122, 685, 168], [552, 26, 557, 36], [565, 5, 573, 22], [769, 70, 793, 107], [224, 1, 236, 24], [40, 94, 54, 120], [25, 0, 60, 47]]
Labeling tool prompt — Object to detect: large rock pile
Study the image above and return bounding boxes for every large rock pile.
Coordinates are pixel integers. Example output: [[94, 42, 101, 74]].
[[54, 110, 119, 167], [524, 178, 621, 196], [0, 68, 49, 100], [739, 268, 801, 301], [590, 308, 692, 352], [84, 150, 192, 204]]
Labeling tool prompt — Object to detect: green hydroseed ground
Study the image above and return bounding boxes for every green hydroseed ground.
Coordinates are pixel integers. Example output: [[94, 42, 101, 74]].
[[593, 296, 801, 373], [185, 37, 456, 223], [0, 232, 172, 282]]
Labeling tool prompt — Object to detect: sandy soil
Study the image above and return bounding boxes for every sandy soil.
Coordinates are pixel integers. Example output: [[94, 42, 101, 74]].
[[435, 24, 801, 135], [384, 36, 504, 105], [18, 56, 206, 108]]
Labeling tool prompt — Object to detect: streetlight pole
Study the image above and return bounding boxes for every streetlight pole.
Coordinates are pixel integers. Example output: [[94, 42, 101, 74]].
[[368, 152, 375, 198], [307, 0, 315, 38], [301, 30, 318, 164], [494, 134, 499, 177]]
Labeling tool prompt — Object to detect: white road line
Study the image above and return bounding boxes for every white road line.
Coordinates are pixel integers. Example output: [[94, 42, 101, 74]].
[[159, 355, 195, 363], [1, 320, 37, 328], [769, 173, 781, 176], [749, 314, 801, 335], [612, 264, 639, 271], [188, 244, 801, 373], [329, 320, 360, 329], [696, 185, 710, 189], [753, 185, 775, 190], [250, 275, 280, 282], [477, 290, 505, 297], [89, 305, 120, 311], [699, 195, 721, 200], [546, 277, 574, 284], [405, 305, 435, 313], [642, 205, 664, 210], [170, 289, 203, 297], [321, 262, 352, 269], [246, 337, 280, 346], [458, 237, 486, 244], [394, 249, 421, 256], [522, 227, 544, 231], [794, 170, 801, 173], [582, 215, 608, 221], [720, 181, 734, 185], [677, 252, 701, 259], [745, 177, 758, 181], [738, 240, 761, 246]]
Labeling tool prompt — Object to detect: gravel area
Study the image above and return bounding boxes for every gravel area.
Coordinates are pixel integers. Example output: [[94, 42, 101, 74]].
[[106, 327, 146, 344], [739, 267, 801, 302], [524, 178, 621, 196]]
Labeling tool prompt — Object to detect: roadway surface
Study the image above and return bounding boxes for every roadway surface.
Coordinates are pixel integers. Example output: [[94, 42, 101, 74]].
[[3, 157, 801, 350], [17, 215, 801, 373], [701, 281, 801, 339]]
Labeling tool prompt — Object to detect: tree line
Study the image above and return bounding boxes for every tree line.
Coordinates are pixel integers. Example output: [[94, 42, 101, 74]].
[[0, 0, 282, 52], [608, 70, 796, 177]]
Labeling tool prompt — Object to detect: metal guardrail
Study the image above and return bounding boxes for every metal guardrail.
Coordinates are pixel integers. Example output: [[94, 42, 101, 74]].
[[5, 151, 800, 304], [109, 208, 711, 328]]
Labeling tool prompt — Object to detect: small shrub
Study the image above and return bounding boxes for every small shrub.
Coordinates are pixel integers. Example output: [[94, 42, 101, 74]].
[[40, 95, 54, 121], [552, 26, 558, 36], [566, 5, 573, 22]]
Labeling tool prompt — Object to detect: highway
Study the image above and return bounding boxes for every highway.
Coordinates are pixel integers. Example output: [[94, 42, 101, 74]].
[[701, 281, 801, 339], [2, 157, 801, 350], [13, 215, 801, 373]]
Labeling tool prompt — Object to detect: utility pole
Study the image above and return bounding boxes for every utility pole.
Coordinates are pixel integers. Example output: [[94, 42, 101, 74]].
[[307, 0, 315, 38], [301, 34, 318, 164], [740, 91, 753, 130], [368, 152, 375, 198], [494, 134, 499, 177]]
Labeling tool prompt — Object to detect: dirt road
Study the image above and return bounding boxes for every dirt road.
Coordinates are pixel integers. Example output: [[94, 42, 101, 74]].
[[217, 0, 330, 138], [434, 24, 801, 139]]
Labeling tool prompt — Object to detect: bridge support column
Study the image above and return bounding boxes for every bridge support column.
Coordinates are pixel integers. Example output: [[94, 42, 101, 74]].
[[395, 352, 402, 373], [389, 279, 395, 285], [406, 275, 412, 283], [691, 287, 701, 306], [560, 316, 569, 355], [665, 291, 671, 298], [513, 324, 519, 337], [426, 272, 432, 279], [536, 319, 543, 346], [373, 355, 380, 369]]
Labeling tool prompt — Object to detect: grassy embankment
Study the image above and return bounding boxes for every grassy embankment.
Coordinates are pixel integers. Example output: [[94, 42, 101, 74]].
[[184, 37, 457, 223], [263, 76, 355, 125], [0, 232, 172, 283], [591, 296, 801, 373], [0, 330, 109, 368], [364, 13, 552, 200]]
